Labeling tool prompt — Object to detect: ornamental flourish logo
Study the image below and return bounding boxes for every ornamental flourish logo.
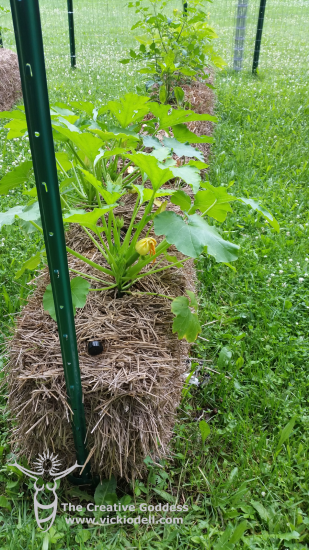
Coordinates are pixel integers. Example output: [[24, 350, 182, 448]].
[[10, 451, 81, 531]]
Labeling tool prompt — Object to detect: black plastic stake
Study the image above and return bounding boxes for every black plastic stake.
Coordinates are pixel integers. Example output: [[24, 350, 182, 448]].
[[252, 0, 267, 73], [67, 0, 76, 68], [9, 0, 90, 480], [0, 30, 3, 48]]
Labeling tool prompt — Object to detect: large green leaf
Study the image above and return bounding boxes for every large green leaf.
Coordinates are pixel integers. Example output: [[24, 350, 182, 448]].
[[132, 185, 175, 204], [150, 147, 171, 162], [240, 197, 280, 232], [64, 206, 117, 230], [0, 205, 25, 229], [127, 153, 173, 190], [0, 110, 26, 120], [149, 103, 216, 130], [164, 137, 203, 161], [53, 128, 104, 164], [142, 135, 161, 149], [55, 152, 74, 172], [43, 277, 90, 320], [79, 169, 122, 204], [90, 127, 139, 146], [193, 183, 238, 222], [102, 148, 129, 159], [171, 190, 192, 212], [4, 119, 28, 138], [43, 285, 56, 320], [94, 476, 117, 505], [51, 103, 77, 116], [171, 291, 201, 342], [0, 161, 33, 195], [70, 100, 95, 117], [15, 250, 44, 280], [154, 211, 239, 262], [99, 93, 150, 128], [173, 123, 213, 144], [70, 277, 91, 309], [170, 165, 201, 193], [17, 201, 41, 223]]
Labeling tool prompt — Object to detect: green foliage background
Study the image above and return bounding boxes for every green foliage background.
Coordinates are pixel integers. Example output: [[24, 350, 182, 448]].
[[0, 0, 309, 548]]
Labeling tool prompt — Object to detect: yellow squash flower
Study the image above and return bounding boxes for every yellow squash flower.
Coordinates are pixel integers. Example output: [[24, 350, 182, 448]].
[[135, 237, 157, 262]]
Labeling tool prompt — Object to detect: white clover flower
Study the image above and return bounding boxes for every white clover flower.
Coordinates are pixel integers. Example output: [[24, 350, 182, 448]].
[[305, 258, 308, 262], [279, 270, 283, 274], [299, 278, 304, 283], [282, 282, 287, 287], [261, 491, 266, 497], [289, 259, 293, 262], [286, 232, 290, 236]]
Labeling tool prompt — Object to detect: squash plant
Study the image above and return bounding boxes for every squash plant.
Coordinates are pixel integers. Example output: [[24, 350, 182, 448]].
[[0, 94, 279, 342], [120, 0, 225, 104], [0, 4, 10, 37]]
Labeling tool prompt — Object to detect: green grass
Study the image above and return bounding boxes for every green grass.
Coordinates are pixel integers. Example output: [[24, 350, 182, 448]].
[[1, 0, 309, 548]]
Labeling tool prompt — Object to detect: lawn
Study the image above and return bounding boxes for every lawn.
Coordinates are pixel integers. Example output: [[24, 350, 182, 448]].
[[0, 0, 309, 548]]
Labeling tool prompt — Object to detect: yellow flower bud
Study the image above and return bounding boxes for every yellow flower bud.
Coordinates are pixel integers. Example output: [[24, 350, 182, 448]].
[[154, 200, 168, 214], [135, 238, 157, 260]]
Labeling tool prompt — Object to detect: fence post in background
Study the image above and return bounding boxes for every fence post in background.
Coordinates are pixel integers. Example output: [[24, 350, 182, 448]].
[[183, 2, 188, 16], [0, 30, 3, 48], [9, 0, 90, 480], [233, 0, 248, 71], [67, 0, 76, 68], [252, 0, 267, 73]]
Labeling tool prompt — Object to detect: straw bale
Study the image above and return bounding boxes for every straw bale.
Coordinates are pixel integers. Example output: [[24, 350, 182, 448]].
[[5, 76, 214, 480], [6, 225, 191, 480], [0, 49, 22, 112]]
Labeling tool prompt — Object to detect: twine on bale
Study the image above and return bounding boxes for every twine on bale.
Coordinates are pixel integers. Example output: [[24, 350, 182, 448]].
[[0, 49, 22, 111]]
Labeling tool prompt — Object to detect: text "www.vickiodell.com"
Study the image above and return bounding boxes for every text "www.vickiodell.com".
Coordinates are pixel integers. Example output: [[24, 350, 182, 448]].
[[65, 515, 183, 525]]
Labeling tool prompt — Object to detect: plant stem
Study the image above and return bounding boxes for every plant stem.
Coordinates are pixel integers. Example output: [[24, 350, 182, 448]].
[[121, 195, 140, 251], [29, 221, 43, 233], [69, 268, 112, 285], [89, 284, 117, 291], [66, 246, 113, 276], [67, 142, 87, 170], [122, 256, 191, 289], [82, 227, 109, 262]]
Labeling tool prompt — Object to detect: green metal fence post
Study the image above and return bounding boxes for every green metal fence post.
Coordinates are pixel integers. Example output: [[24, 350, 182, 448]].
[[252, 0, 267, 73], [183, 2, 188, 16], [67, 0, 76, 68], [9, 0, 90, 480]]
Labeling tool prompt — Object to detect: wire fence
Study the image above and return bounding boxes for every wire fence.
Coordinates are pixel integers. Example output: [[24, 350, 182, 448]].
[[0, 0, 308, 96], [206, 0, 309, 74]]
